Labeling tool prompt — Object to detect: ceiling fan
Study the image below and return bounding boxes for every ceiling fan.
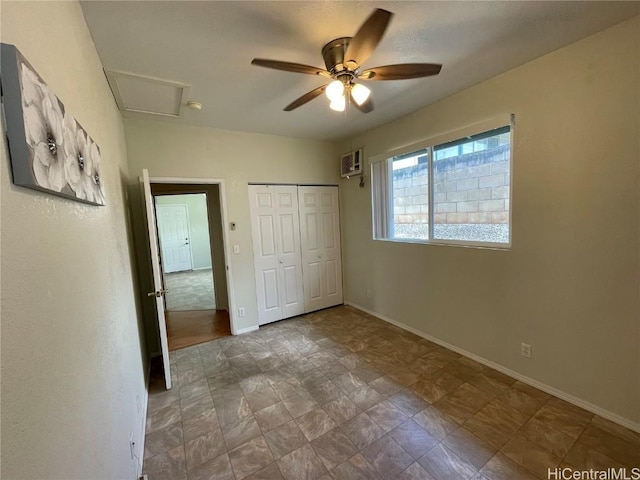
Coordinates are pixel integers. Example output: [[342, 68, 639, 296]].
[[251, 8, 442, 113]]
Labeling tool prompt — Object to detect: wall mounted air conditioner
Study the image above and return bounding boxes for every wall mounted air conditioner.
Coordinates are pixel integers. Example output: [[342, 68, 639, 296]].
[[341, 148, 363, 178]]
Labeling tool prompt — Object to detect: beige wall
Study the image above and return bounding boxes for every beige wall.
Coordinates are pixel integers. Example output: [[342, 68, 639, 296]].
[[340, 17, 639, 426], [124, 119, 339, 341], [0, 2, 147, 479]]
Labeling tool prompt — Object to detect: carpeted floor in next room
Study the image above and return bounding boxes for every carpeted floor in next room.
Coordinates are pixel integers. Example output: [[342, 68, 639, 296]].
[[143, 305, 640, 480]]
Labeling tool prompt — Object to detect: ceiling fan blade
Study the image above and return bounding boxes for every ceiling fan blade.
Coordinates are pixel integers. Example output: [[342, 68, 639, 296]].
[[351, 94, 374, 113], [284, 84, 328, 111], [251, 59, 331, 78], [344, 9, 393, 68], [360, 63, 442, 80]]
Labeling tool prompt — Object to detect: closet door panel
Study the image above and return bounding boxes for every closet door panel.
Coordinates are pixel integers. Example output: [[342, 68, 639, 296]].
[[250, 185, 305, 325], [282, 266, 300, 306], [323, 212, 336, 249], [250, 186, 283, 325], [275, 187, 305, 320], [258, 216, 276, 257], [304, 212, 320, 252], [325, 259, 339, 296], [299, 186, 343, 312], [307, 261, 322, 302], [279, 214, 296, 254], [261, 269, 280, 311], [321, 190, 342, 307], [300, 191, 324, 312]]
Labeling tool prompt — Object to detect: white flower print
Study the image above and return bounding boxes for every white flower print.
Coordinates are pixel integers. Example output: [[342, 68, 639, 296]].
[[17, 58, 105, 204], [22, 94, 66, 192], [21, 62, 66, 192], [20, 61, 46, 107], [84, 139, 105, 205], [62, 113, 90, 200]]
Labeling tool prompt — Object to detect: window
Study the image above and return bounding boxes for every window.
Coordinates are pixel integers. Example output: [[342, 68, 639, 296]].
[[392, 148, 429, 240], [372, 118, 512, 247]]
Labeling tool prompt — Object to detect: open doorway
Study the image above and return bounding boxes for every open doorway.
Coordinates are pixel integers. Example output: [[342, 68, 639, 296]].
[[151, 184, 232, 350], [155, 193, 216, 311]]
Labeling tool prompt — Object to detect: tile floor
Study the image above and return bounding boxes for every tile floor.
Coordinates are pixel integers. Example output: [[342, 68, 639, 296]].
[[164, 269, 215, 311], [143, 306, 640, 480]]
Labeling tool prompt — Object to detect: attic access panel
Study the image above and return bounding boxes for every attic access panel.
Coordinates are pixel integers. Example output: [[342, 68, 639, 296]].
[[104, 69, 189, 117]]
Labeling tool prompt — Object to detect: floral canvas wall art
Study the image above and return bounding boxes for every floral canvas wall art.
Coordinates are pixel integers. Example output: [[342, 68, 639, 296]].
[[1, 43, 105, 205]]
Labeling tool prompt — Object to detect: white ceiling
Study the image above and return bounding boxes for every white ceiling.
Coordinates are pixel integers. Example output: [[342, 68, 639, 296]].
[[81, 1, 638, 141]]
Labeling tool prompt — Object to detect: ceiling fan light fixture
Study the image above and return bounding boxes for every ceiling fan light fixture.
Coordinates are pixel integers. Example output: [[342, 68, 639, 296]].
[[325, 80, 345, 101], [329, 94, 346, 112], [351, 83, 371, 106], [250, 9, 441, 114]]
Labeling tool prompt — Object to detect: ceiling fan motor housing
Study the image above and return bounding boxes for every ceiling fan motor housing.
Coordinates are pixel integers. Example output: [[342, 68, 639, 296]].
[[322, 37, 352, 73]]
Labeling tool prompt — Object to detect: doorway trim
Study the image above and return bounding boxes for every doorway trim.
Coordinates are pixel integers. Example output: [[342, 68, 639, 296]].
[[149, 176, 239, 335]]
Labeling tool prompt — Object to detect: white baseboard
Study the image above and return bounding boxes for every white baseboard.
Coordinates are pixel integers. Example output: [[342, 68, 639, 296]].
[[192, 266, 213, 271], [234, 325, 259, 335], [346, 301, 640, 434], [137, 361, 151, 478]]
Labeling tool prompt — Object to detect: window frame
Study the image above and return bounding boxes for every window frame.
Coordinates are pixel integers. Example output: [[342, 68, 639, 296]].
[[371, 115, 514, 250]]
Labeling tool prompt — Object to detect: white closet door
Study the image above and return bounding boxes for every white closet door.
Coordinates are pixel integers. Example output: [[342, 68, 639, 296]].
[[275, 187, 306, 320], [249, 185, 305, 325], [298, 186, 343, 312]]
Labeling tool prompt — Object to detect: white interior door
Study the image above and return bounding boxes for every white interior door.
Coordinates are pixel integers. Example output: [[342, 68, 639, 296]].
[[249, 185, 305, 325], [140, 169, 172, 389], [156, 204, 192, 273], [299, 186, 343, 313]]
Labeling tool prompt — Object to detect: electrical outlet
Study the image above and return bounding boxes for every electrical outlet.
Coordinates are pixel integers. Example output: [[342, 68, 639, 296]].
[[233, 244, 240, 254], [366, 288, 372, 299], [238, 307, 245, 317], [521, 343, 532, 358]]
